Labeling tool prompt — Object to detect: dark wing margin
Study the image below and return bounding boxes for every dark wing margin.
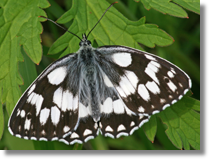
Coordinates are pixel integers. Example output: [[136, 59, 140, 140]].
[[62, 116, 99, 145], [96, 45, 191, 116]]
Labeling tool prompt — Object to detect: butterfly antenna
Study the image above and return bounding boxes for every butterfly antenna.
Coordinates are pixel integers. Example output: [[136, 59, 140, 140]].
[[39, 16, 82, 41], [86, 1, 118, 39]]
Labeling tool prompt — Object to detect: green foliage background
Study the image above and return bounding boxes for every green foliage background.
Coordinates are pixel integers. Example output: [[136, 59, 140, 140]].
[[0, 0, 200, 150]]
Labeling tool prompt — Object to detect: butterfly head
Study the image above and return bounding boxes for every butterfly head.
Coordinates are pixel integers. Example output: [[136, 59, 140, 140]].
[[79, 34, 91, 47]]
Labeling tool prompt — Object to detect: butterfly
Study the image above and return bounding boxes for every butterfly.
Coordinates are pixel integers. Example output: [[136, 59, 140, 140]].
[[8, 2, 191, 145]]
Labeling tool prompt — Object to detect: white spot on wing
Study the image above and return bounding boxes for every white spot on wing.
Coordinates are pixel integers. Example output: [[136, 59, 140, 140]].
[[172, 100, 177, 104], [147, 61, 159, 73], [62, 90, 73, 112], [105, 133, 114, 139], [112, 52, 132, 67], [113, 99, 125, 114], [150, 61, 161, 68], [84, 136, 94, 142], [53, 87, 63, 109], [119, 75, 135, 96], [70, 132, 79, 139], [171, 68, 176, 74], [160, 98, 166, 104], [145, 67, 160, 85], [125, 71, 139, 89], [83, 129, 92, 136], [138, 106, 145, 112], [59, 139, 69, 145], [16, 109, 20, 116], [51, 106, 60, 126], [116, 132, 128, 138], [16, 134, 21, 138], [27, 92, 43, 116], [184, 89, 189, 94], [167, 80, 177, 92], [163, 104, 170, 110], [117, 124, 126, 132], [103, 74, 113, 87], [179, 83, 183, 88], [138, 84, 150, 101], [8, 127, 14, 135], [99, 122, 102, 128], [27, 92, 35, 104], [79, 103, 90, 118], [101, 97, 113, 114], [145, 54, 156, 61], [105, 126, 113, 132], [31, 137, 37, 140], [40, 137, 47, 141], [130, 126, 138, 135], [40, 108, 50, 125], [167, 71, 174, 78], [35, 95, 44, 116], [94, 123, 98, 129], [130, 121, 135, 127], [28, 84, 36, 95], [73, 96, 79, 111], [47, 67, 67, 85], [145, 81, 160, 94], [70, 139, 83, 145], [63, 126, 70, 133], [152, 110, 160, 115], [52, 137, 58, 141], [139, 119, 149, 127], [178, 95, 183, 100], [20, 110, 25, 118], [116, 86, 126, 98], [24, 119, 31, 130]]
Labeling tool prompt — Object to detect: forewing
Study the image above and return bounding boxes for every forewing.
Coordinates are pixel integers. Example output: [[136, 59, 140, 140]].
[[8, 53, 81, 141], [96, 46, 191, 115]]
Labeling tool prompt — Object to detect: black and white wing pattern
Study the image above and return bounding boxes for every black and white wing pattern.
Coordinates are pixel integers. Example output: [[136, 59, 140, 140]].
[[96, 45, 191, 116], [8, 43, 191, 145], [8, 53, 82, 141]]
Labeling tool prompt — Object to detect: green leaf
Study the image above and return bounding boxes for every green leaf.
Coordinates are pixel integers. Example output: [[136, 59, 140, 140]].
[[49, 0, 173, 57], [0, 102, 3, 140], [0, 0, 50, 115], [143, 115, 157, 142], [140, 0, 188, 18], [143, 96, 200, 149], [173, 0, 200, 14], [158, 96, 200, 150]]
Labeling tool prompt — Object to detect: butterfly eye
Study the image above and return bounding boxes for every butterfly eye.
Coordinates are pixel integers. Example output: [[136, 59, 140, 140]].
[[79, 41, 82, 46], [87, 40, 91, 45]]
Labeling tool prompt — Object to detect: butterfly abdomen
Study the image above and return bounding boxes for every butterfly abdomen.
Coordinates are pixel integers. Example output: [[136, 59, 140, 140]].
[[78, 48, 101, 122]]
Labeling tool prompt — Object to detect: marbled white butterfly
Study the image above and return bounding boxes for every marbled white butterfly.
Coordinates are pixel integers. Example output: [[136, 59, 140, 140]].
[[8, 2, 191, 145]]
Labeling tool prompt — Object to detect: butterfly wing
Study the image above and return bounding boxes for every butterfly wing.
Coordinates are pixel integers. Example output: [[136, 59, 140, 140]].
[[8, 53, 82, 141], [8, 44, 192, 145], [96, 45, 191, 116]]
